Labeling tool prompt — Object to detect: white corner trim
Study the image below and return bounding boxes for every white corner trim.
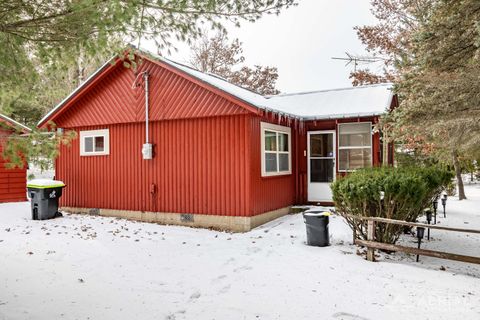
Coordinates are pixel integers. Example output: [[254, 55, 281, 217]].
[[80, 129, 110, 156], [260, 122, 292, 177]]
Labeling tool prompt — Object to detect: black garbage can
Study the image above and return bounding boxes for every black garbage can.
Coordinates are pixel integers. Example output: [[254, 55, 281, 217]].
[[27, 179, 65, 220], [303, 211, 330, 247]]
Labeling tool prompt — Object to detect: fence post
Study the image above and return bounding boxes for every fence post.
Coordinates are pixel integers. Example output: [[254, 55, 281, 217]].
[[352, 217, 357, 245], [367, 220, 375, 262]]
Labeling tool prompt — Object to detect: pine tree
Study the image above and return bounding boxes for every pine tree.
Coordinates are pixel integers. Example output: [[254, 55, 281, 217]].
[[0, 0, 295, 170], [1, 1, 295, 122], [355, 0, 480, 199]]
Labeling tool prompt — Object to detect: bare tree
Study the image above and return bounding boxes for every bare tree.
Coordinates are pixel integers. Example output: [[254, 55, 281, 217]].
[[190, 32, 280, 95]]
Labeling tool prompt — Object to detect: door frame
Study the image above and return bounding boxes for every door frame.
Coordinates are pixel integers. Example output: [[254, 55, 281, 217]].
[[307, 130, 336, 202]]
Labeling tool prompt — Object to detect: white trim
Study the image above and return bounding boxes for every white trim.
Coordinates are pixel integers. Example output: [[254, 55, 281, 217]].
[[337, 122, 373, 172], [260, 122, 292, 177], [307, 130, 336, 202], [80, 129, 110, 156]]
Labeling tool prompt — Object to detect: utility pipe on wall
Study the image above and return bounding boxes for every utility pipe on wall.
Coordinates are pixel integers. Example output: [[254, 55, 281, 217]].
[[132, 71, 153, 159], [141, 71, 153, 159], [144, 72, 149, 144]]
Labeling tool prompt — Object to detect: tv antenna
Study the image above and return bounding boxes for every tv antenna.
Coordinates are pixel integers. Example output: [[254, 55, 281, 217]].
[[332, 52, 385, 72]]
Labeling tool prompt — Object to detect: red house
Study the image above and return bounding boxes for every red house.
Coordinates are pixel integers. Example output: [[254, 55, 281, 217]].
[[0, 114, 30, 203], [38, 51, 395, 231]]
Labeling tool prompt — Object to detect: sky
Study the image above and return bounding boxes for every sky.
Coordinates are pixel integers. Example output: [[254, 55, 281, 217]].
[[144, 0, 379, 94]]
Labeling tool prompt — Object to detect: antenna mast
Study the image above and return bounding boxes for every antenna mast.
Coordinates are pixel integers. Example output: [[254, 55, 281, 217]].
[[332, 52, 384, 72]]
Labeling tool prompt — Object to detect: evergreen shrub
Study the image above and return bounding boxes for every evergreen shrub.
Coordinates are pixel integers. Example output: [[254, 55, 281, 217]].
[[331, 166, 454, 244]]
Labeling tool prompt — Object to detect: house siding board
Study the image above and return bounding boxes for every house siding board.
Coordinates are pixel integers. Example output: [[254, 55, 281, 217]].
[[0, 127, 27, 203], [56, 115, 251, 216], [54, 60, 247, 128]]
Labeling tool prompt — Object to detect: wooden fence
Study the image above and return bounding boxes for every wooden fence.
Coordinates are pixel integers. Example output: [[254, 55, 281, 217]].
[[349, 216, 480, 265]]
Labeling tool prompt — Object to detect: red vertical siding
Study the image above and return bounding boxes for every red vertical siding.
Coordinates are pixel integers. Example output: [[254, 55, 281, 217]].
[[0, 128, 27, 203], [49, 54, 393, 216], [56, 115, 251, 216], [54, 59, 248, 128], [248, 115, 297, 215]]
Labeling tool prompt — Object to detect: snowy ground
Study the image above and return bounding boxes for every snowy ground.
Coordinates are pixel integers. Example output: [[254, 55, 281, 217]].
[[0, 187, 479, 320]]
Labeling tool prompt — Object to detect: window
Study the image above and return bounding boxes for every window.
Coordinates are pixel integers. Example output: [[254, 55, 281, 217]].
[[338, 122, 372, 171], [80, 129, 109, 156], [261, 122, 291, 176]]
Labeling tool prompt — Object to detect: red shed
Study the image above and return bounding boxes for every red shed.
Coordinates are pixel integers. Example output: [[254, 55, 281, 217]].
[[38, 51, 395, 231], [0, 114, 30, 203]]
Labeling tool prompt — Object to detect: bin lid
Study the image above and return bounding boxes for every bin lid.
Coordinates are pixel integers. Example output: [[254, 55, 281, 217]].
[[27, 179, 65, 189], [303, 211, 331, 217]]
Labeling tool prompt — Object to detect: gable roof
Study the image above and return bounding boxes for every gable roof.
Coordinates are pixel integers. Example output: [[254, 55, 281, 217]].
[[38, 48, 394, 127], [0, 113, 31, 133], [37, 57, 118, 128]]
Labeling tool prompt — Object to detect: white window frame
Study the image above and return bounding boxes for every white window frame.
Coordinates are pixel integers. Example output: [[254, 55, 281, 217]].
[[337, 122, 373, 172], [260, 122, 292, 177], [80, 129, 110, 156]]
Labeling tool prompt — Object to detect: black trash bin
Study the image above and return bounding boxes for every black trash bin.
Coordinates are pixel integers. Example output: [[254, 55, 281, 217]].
[[303, 210, 330, 247], [27, 179, 65, 220]]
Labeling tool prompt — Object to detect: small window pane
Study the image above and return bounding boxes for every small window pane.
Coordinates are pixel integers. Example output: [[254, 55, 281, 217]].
[[339, 122, 371, 134], [310, 134, 334, 157], [339, 123, 371, 147], [278, 133, 289, 152], [94, 136, 104, 152], [279, 153, 289, 171], [310, 159, 334, 182], [264, 131, 277, 151], [339, 133, 371, 147], [265, 153, 277, 172], [84, 137, 93, 152], [339, 149, 372, 171]]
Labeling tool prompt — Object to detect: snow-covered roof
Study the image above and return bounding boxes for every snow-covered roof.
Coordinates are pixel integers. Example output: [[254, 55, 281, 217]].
[[153, 51, 393, 120], [264, 84, 394, 120], [0, 113, 31, 132], [148, 52, 270, 111], [38, 47, 394, 126]]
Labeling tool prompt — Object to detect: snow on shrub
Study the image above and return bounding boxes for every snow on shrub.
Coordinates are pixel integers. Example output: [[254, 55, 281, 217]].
[[331, 166, 454, 244]]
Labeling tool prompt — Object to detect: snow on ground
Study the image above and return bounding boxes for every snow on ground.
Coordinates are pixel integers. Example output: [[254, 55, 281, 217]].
[[0, 188, 479, 320]]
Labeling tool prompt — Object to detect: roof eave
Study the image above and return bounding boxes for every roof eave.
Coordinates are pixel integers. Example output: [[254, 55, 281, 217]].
[[301, 111, 386, 121], [0, 114, 31, 133]]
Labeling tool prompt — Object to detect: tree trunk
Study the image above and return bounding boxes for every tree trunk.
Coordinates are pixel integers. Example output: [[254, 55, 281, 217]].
[[452, 150, 466, 200], [74, 48, 85, 87]]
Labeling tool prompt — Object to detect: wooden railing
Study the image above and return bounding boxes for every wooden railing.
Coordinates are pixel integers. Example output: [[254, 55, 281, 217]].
[[348, 216, 480, 265]]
